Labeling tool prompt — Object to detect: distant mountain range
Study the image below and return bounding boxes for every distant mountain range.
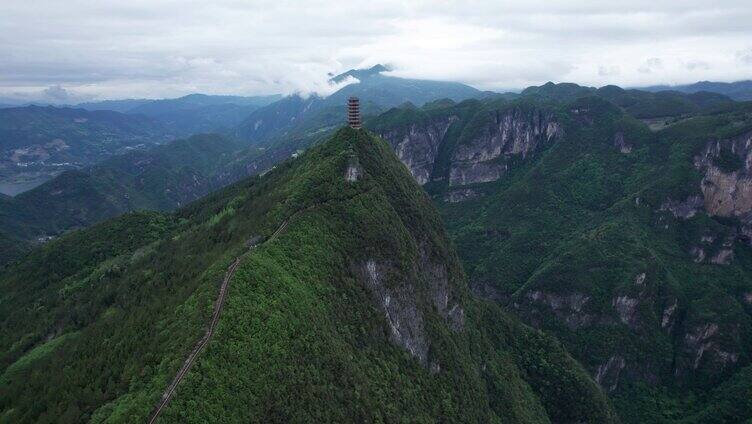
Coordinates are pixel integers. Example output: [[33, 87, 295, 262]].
[[80, 93, 282, 136], [2, 76, 748, 251], [0, 65, 490, 255], [640, 80, 752, 101], [235, 65, 487, 145], [522, 82, 734, 118], [0, 94, 284, 196]]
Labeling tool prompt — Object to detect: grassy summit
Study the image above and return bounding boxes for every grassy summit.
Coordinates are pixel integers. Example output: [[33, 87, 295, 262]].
[[0, 128, 616, 423]]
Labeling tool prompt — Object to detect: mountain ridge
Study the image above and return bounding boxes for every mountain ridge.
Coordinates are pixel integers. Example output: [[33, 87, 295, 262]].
[[0, 127, 617, 423]]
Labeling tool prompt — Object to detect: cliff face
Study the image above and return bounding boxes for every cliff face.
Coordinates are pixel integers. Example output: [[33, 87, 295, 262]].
[[378, 115, 458, 184], [695, 130, 752, 226], [376, 104, 562, 192], [657, 129, 752, 265], [449, 108, 562, 186]]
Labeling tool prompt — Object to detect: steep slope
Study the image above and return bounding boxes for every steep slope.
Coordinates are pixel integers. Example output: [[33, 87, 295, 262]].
[[234, 93, 329, 144], [0, 231, 28, 266], [371, 95, 752, 422], [0, 128, 616, 423], [0, 105, 172, 195]]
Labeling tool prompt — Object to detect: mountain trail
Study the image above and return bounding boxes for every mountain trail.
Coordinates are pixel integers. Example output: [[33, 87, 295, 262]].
[[147, 215, 293, 423]]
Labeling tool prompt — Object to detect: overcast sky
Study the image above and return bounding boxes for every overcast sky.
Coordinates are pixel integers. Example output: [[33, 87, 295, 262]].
[[1, 0, 751, 102]]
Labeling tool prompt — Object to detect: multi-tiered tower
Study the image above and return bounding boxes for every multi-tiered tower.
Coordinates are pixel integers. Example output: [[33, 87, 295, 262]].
[[347, 97, 361, 129]]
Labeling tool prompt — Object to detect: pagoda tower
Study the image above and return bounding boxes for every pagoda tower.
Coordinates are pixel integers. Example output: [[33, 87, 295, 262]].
[[347, 97, 361, 129]]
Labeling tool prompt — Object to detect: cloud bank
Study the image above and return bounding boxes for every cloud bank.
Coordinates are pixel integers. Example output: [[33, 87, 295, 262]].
[[1, 0, 751, 102]]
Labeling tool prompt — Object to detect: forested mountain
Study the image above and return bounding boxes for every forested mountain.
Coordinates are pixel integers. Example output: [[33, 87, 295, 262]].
[[521, 82, 734, 118], [369, 89, 752, 422], [642, 80, 752, 102], [0, 134, 254, 246], [235, 65, 485, 145], [79, 94, 283, 137], [0, 106, 172, 195], [75, 99, 154, 113], [0, 128, 617, 423]]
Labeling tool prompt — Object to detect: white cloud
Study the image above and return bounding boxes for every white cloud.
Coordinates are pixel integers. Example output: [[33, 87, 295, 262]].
[[0, 0, 751, 100], [42, 85, 73, 102], [737, 48, 752, 65], [686, 61, 711, 71], [599, 66, 621, 77]]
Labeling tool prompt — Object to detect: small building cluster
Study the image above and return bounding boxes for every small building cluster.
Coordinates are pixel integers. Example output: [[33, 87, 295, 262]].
[[347, 96, 361, 129]]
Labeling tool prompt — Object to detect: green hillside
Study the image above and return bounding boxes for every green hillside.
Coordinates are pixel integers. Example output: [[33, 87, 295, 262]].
[[0, 128, 615, 423], [0, 134, 254, 245]]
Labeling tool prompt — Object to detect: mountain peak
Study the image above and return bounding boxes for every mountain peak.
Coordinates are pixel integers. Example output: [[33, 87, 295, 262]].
[[329, 64, 391, 84], [0, 124, 617, 423]]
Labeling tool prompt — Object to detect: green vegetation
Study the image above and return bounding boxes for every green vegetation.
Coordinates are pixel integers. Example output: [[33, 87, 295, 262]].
[[0, 128, 616, 423], [714, 145, 744, 173], [369, 91, 752, 422], [4, 79, 748, 422], [0, 231, 28, 267], [520, 82, 734, 118], [0, 134, 255, 245]]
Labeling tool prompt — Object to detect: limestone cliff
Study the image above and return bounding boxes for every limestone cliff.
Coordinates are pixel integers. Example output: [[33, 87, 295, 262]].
[[448, 107, 562, 186], [375, 104, 563, 192], [694, 130, 752, 229], [377, 115, 458, 184]]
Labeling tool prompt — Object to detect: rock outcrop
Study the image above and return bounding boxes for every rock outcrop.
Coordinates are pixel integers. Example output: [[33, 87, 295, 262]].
[[358, 259, 430, 363], [660, 195, 704, 219], [661, 299, 678, 332], [694, 130, 752, 218], [658, 130, 752, 264], [689, 130, 752, 249], [353, 249, 464, 366], [448, 108, 562, 186], [344, 157, 362, 182], [595, 356, 626, 392], [613, 295, 640, 328], [613, 132, 632, 154], [677, 322, 740, 379], [521, 290, 592, 330], [377, 106, 563, 192], [378, 116, 458, 185]]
